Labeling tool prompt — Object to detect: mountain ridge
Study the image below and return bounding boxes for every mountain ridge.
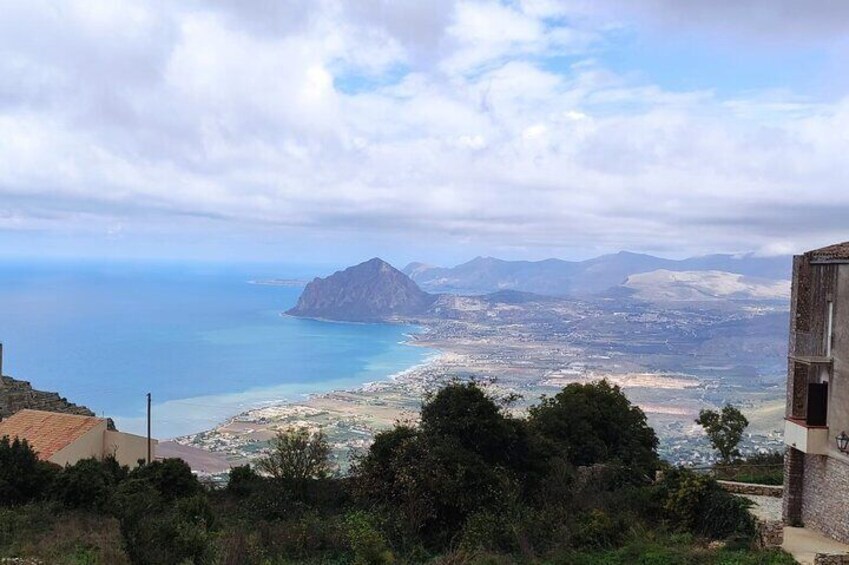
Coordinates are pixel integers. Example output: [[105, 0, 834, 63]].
[[402, 251, 791, 296]]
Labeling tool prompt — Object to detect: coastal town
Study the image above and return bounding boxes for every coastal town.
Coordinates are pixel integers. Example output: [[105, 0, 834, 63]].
[[175, 277, 790, 476]]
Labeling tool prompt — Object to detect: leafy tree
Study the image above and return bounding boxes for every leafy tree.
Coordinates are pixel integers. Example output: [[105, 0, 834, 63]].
[[130, 457, 200, 500], [354, 383, 528, 548], [696, 404, 749, 463], [528, 380, 659, 477], [0, 436, 58, 506], [227, 464, 261, 496], [257, 427, 333, 481], [51, 457, 126, 511]]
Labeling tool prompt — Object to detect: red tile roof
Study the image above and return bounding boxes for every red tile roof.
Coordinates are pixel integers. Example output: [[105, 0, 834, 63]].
[[807, 241, 849, 263], [0, 409, 105, 460]]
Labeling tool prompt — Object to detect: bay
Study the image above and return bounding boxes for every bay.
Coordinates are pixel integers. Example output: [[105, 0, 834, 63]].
[[0, 260, 433, 438]]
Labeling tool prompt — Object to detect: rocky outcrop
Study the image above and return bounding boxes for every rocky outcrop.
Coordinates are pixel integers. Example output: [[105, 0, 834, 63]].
[[0, 375, 94, 420], [287, 258, 436, 322]]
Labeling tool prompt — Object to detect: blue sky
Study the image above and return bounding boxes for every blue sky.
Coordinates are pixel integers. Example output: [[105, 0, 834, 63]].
[[1, 1, 848, 267]]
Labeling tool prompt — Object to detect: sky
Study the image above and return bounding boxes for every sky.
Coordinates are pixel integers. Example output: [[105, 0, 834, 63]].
[[2, 0, 849, 268]]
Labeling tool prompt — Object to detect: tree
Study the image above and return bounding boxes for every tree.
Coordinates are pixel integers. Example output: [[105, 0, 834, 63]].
[[353, 383, 528, 547], [420, 381, 528, 468], [696, 404, 749, 463], [0, 436, 58, 506], [528, 380, 659, 477], [257, 427, 333, 481]]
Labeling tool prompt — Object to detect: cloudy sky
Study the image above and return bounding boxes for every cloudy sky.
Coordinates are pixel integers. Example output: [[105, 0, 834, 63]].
[[2, 1, 848, 266]]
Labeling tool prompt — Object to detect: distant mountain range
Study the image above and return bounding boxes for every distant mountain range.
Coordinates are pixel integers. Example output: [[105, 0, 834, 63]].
[[403, 251, 791, 296], [286, 252, 792, 323]]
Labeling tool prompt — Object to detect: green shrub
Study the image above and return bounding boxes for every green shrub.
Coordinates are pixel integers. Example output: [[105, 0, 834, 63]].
[[51, 457, 125, 511], [227, 464, 260, 497], [662, 468, 754, 540], [129, 458, 200, 500], [570, 509, 625, 549], [345, 510, 394, 564], [113, 478, 218, 565], [0, 436, 59, 506]]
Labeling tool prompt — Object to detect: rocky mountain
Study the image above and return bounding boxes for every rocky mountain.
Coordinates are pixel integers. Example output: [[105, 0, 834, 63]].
[[403, 251, 791, 296], [621, 270, 791, 302], [286, 258, 436, 322], [0, 375, 94, 420]]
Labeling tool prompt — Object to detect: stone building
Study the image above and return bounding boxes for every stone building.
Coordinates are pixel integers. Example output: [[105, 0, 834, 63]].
[[783, 241, 849, 542]]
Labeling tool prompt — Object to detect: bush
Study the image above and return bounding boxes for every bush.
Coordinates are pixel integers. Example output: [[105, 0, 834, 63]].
[[129, 458, 200, 500], [346, 510, 394, 564], [570, 509, 624, 549], [113, 477, 218, 565], [0, 436, 59, 506], [661, 468, 755, 540], [51, 457, 126, 511], [227, 464, 260, 497]]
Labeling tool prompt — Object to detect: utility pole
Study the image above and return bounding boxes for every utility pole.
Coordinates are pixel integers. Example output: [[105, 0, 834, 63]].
[[146, 392, 152, 464]]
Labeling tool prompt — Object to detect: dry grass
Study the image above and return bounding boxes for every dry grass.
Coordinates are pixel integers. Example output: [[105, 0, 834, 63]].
[[0, 504, 128, 565]]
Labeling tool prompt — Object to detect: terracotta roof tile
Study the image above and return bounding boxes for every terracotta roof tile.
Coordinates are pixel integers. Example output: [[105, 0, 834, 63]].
[[807, 241, 849, 263], [0, 409, 105, 460]]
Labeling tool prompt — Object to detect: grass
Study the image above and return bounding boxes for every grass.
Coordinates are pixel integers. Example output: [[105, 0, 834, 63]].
[[0, 503, 128, 564], [557, 533, 796, 565]]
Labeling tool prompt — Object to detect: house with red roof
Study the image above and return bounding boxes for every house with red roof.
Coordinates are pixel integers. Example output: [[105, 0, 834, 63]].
[[0, 409, 153, 468]]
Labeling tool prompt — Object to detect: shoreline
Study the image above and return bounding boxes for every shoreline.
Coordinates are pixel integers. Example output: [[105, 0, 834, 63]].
[[174, 303, 789, 473]]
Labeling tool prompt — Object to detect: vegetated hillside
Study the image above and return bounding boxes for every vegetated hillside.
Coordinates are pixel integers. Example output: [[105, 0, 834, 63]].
[[622, 270, 791, 302], [403, 251, 791, 296], [286, 258, 436, 322], [0, 380, 795, 564]]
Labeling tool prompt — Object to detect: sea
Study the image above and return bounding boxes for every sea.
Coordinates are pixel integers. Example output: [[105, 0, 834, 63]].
[[0, 260, 434, 438]]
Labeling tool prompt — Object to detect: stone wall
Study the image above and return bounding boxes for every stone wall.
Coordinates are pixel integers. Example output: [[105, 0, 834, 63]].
[[753, 518, 784, 549], [717, 480, 782, 497], [814, 554, 849, 565], [0, 375, 94, 420], [801, 453, 849, 543]]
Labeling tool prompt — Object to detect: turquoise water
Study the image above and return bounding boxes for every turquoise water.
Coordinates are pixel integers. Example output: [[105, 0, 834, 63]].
[[0, 260, 433, 438]]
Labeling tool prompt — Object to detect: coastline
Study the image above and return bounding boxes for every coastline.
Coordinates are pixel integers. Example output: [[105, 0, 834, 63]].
[[172, 339, 455, 473]]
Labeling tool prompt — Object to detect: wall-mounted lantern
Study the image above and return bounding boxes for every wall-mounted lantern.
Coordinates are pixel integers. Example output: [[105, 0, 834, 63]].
[[837, 431, 849, 453]]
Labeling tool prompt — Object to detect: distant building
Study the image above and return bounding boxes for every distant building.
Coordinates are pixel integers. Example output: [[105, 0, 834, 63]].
[[0, 408, 153, 468], [783, 241, 849, 542]]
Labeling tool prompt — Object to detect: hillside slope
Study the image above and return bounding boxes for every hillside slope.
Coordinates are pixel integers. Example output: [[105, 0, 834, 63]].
[[286, 258, 436, 322]]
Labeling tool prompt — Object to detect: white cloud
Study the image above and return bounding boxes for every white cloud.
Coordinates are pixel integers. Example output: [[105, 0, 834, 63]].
[[0, 0, 847, 261]]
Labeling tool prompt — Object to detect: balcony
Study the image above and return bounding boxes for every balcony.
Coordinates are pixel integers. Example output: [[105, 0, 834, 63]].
[[785, 418, 829, 455]]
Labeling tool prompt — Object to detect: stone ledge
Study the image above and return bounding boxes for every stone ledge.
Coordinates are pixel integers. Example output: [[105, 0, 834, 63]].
[[718, 480, 783, 497], [814, 554, 849, 565]]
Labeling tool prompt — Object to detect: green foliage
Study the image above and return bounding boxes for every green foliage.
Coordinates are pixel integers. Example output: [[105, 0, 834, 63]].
[[0, 383, 791, 563], [227, 464, 260, 496], [571, 509, 626, 549], [345, 510, 394, 564], [529, 380, 659, 477], [353, 384, 527, 548], [112, 477, 218, 565], [257, 427, 334, 481], [0, 436, 59, 507], [51, 457, 127, 511], [660, 468, 755, 540], [696, 405, 749, 463], [420, 381, 528, 468], [129, 457, 200, 500]]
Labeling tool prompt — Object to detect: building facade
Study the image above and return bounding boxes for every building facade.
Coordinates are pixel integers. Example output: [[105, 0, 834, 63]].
[[0, 409, 154, 469], [783, 242, 849, 542]]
